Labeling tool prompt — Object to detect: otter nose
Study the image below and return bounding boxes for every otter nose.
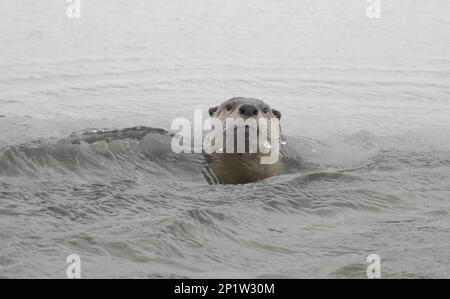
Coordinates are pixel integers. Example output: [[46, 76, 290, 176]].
[[239, 104, 258, 117]]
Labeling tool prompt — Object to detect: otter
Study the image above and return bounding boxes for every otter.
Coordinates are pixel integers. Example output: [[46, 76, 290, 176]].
[[204, 97, 285, 184]]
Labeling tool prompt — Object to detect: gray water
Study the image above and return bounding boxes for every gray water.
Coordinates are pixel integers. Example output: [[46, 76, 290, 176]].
[[1, 0, 450, 278]]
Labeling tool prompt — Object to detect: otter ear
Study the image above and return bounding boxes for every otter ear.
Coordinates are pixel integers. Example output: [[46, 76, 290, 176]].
[[272, 109, 281, 120], [209, 106, 219, 116]]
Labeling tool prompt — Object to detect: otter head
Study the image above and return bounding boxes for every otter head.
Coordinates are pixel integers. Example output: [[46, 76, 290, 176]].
[[207, 97, 282, 157], [209, 97, 281, 121]]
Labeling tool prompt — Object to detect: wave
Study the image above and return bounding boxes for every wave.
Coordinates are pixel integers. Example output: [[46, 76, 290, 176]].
[[0, 126, 206, 182]]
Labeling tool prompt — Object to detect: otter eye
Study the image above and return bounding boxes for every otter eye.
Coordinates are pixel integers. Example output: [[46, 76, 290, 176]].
[[262, 107, 268, 114], [226, 104, 232, 111]]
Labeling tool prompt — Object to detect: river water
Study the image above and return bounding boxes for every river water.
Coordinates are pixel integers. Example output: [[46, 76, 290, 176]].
[[0, 0, 449, 278]]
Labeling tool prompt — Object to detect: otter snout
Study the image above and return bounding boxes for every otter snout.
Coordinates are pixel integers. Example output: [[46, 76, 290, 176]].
[[239, 104, 258, 117]]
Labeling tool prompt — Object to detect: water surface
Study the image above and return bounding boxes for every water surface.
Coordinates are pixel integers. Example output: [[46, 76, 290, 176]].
[[1, 0, 449, 278]]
